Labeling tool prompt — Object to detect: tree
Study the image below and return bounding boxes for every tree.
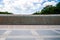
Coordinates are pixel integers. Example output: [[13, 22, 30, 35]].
[[56, 2, 60, 8], [55, 2, 60, 14], [33, 11, 41, 15], [0, 12, 12, 14], [33, 2, 60, 15], [40, 5, 56, 14]]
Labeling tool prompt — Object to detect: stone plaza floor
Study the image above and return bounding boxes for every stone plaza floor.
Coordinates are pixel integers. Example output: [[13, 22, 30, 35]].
[[0, 25, 60, 40]]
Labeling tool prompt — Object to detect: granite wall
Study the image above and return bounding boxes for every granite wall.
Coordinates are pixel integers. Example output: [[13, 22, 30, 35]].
[[0, 15, 60, 25]]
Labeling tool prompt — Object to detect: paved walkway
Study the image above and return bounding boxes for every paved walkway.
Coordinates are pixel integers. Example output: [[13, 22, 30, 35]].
[[0, 25, 60, 40]]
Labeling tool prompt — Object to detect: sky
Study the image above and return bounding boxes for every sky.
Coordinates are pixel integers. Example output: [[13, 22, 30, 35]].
[[0, 0, 60, 15]]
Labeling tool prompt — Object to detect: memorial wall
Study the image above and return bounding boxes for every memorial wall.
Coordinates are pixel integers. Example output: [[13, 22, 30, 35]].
[[0, 15, 60, 25]]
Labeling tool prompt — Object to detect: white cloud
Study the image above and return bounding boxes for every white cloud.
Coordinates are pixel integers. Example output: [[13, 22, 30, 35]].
[[0, 0, 58, 14], [43, 1, 57, 7]]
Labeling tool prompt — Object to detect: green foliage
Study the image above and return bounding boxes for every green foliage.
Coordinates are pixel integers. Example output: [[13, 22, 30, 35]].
[[0, 12, 12, 14], [33, 2, 60, 15], [55, 2, 60, 14], [56, 2, 60, 8], [40, 5, 56, 14], [33, 11, 41, 15]]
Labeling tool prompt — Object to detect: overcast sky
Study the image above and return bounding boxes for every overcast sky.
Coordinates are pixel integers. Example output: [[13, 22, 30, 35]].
[[0, 0, 60, 15]]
